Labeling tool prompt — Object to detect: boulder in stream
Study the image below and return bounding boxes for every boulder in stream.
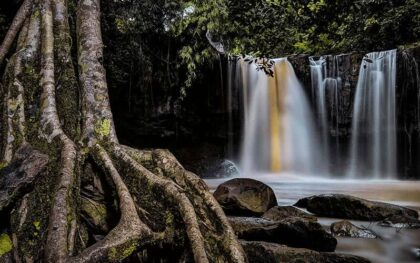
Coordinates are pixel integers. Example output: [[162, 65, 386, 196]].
[[229, 216, 337, 252], [214, 178, 277, 216], [295, 194, 419, 221], [241, 240, 371, 263], [330, 220, 377, 239]]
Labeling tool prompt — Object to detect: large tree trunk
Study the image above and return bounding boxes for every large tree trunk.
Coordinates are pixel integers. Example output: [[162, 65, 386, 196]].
[[0, 0, 246, 262]]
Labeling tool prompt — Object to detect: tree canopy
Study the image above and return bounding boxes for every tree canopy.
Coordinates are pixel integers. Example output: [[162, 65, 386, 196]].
[[1, 0, 419, 107], [99, 0, 420, 93]]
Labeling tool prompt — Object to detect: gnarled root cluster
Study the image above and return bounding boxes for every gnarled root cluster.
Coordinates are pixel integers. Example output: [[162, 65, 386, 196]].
[[0, 0, 246, 262]]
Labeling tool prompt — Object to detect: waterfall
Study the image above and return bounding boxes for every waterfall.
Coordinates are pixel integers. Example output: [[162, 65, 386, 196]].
[[227, 58, 235, 159], [309, 56, 330, 166], [309, 54, 352, 174], [348, 49, 397, 178], [237, 57, 326, 176]]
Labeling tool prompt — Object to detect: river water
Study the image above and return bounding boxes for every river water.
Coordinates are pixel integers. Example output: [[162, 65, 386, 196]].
[[206, 174, 420, 263]]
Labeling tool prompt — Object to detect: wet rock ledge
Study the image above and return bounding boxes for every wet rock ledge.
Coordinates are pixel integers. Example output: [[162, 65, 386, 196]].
[[294, 194, 419, 221], [241, 241, 371, 263]]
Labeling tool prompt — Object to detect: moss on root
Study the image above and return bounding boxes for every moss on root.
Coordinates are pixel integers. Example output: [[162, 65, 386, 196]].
[[107, 240, 138, 261], [9, 166, 57, 261], [0, 233, 13, 256], [95, 119, 111, 138]]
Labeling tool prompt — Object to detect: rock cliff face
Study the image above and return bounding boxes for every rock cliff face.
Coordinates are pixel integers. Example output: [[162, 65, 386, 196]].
[[397, 45, 420, 178], [112, 44, 420, 179]]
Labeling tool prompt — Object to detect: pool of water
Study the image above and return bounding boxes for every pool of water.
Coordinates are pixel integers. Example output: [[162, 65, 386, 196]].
[[205, 174, 420, 263]]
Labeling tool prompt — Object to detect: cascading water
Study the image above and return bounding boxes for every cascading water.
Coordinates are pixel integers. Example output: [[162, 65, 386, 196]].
[[309, 54, 353, 174], [309, 56, 330, 166], [228, 50, 398, 179], [226, 59, 235, 160], [237, 58, 326, 176], [348, 49, 397, 178]]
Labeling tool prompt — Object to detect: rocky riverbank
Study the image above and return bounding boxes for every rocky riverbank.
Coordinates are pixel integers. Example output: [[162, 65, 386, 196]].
[[212, 178, 420, 263]]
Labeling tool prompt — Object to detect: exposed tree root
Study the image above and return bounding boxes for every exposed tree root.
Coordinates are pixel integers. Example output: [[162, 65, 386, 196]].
[[122, 146, 246, 262], [63, 145, 154, 263], [2, 16, 29, 162], [113, 145, 210, 263], [39, 0, 78, 261], [0, 0, 33, 66], [0, 0, 248, 262]]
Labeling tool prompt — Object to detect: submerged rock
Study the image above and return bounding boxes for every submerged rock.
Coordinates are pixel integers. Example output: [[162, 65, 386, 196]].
[[241, 240, 371, 263], [330, 221, 377, 239], [295, 194, 419, 221], [379, 214, 420, 229], [204, 160, 240, 178], [214, 178, 277, 216], [263, 206, 317, 222], [229, 216, 337, 252]]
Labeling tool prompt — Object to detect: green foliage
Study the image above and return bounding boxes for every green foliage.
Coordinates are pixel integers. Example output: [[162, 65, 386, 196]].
[[222, 0, 420, 56], [170, 0, 229, 90], [0, 0, 418, 97], [100, 0, 419, 112]]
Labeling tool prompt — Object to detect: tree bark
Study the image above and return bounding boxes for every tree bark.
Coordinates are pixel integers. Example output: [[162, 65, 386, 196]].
[[0, 0, 247, 262]]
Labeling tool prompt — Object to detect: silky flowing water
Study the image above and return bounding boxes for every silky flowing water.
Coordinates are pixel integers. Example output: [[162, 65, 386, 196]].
[[348, 50, 397, 179], [309, 56, 331, 170], [231, 50, 399, 178], [309, 50, 398, 178], [236, 58, 326, 175], [309, 54, 351, 173], [206, 176, 420, 263]]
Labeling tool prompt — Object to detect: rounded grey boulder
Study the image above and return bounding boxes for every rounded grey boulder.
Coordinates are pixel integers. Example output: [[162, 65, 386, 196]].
[[213, 178, 277, 216]]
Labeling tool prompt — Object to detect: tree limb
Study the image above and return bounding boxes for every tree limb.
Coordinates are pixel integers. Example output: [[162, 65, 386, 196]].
[[0, 0, 33, 66]]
